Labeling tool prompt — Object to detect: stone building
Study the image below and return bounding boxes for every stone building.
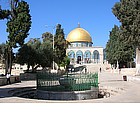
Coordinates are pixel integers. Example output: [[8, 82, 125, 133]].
[[66, 24, 104, 65]]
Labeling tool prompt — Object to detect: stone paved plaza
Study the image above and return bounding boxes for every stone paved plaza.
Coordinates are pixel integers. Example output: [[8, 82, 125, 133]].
[[0, 71, 140, 103]]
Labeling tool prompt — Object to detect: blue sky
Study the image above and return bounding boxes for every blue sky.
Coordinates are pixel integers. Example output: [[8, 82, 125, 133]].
[[0, 0, 120, 48]]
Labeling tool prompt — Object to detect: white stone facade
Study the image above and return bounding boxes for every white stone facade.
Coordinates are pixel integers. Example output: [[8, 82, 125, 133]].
[[66, 26, 104, 65], [67, 45, 104, 65]]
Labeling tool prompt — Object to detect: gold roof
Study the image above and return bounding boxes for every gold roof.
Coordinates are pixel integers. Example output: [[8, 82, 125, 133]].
[[66, 27, 92, 43]]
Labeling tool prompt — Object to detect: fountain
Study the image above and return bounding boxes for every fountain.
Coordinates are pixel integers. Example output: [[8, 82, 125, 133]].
[[36, 70, 99, 100]]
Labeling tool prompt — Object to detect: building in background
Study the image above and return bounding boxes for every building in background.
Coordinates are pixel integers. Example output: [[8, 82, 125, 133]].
[[66, 24, 104, 65]]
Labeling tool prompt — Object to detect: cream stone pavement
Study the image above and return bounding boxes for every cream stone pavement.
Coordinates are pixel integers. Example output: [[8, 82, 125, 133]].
[[0, 71, 140, 103]]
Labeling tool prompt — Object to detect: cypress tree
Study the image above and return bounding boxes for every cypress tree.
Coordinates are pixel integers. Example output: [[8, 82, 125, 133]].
[[112, 0, 140, 48], [0, 0, 32, 74], [54, 24, 68, 69]]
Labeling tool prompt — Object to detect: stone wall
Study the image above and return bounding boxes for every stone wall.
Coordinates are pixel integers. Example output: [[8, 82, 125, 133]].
[[0, 76, 20, 86], [120, 68, 136, 76], [20, 73, 36, 80], [37, 87, 99, 100]]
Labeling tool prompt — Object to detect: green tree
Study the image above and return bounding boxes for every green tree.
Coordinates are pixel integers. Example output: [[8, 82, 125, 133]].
[[112, 0, 140, 48], [0, 0, 31, 74], [38, 43, 53, 69], [17, 34, 54, 72], [0, 43, 7, 70], [0, 7, 10, 19], [16, 43, 33, 72], [42, 32, 53, 43], [7, 0, 31, 47], [17, 38, 41, 72], [106, 25, 134, 68], [54, 24, 68, 69], [39, 32, 53, 68], [106, 25, 119, 65], [60, 55, 70, 69], [0, 43, 15, 73]]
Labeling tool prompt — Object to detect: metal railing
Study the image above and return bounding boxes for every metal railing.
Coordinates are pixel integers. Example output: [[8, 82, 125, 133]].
[[37, 72, 98, 92]]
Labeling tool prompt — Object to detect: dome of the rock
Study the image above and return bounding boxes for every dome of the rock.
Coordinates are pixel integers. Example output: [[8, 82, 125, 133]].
[[67, 27, 92, 43]]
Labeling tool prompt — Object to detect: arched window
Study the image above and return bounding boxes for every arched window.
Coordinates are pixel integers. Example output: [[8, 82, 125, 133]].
[[68, 51, 75, 58], [76, 50, 83, 58], [76, 50, 83, 64], [93, 50, 100, 63], [84, 50, 91, 58], [84, 50, 91, 63]]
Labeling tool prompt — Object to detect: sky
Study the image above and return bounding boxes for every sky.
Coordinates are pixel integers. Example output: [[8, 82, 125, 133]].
[[0, 0, 120, 48]]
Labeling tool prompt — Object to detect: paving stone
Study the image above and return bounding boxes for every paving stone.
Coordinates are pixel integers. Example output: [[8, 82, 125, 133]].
[[0, 72, 140, 103]]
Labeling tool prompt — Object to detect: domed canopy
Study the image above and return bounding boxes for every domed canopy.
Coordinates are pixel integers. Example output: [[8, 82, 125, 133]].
[[67, 27, 92, 43]]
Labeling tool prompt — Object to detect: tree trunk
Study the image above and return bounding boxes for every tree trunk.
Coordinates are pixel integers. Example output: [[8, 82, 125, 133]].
[[5, 47, 12, 75], [27, 63, 30, 72], [32, 65, 35, 72], [8, 49, 12, 74], [5, 56, 8, 75], [33, 64, 40, 72]]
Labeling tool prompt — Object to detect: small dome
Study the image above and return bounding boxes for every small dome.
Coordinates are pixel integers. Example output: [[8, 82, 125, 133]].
[[67, 27, 92, 43]]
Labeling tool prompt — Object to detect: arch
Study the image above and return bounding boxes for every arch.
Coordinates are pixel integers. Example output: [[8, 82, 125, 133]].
[[84, 50, 91, 63], [84, 50, 91, 58], [68, 51, 75, 58], [76, 50, 83, 64], [76, 50, 83, 58], [93, 50, 100, 63]]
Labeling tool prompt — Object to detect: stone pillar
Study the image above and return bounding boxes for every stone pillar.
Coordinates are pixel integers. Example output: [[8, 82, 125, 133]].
[[100, 54, 103, 64], [116, 60, 119, 69], [136, 48, 140, 75]]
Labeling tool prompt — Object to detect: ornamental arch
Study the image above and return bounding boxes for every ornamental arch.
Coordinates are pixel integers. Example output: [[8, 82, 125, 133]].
[[68, 50, 75, 58], [93, 50, 100, 63], [76, 50, 83, 64], [84, 50, 91, 63]]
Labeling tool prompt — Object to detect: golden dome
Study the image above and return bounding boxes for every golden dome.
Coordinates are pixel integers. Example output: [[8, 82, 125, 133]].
[[67, 27, 92, 43]]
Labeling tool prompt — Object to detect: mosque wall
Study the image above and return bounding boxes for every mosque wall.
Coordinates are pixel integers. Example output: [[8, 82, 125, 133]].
[[67, 46, 104, 64], [66, 25, 104, 65]]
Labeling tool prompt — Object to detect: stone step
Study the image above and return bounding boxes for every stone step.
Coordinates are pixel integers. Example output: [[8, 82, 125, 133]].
[[9, 87, 36, 97]]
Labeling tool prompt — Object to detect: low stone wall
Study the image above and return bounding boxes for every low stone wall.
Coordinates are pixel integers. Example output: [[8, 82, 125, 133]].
[[0, 76, 20, 86], [37, 87, 99, 100], [109, 68, 136, 75], [120, 68, 136, 76], [127, 75, 140, 82], [20, 73, 36, 80]]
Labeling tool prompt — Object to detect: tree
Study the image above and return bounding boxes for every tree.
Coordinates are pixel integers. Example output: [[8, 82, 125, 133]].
[[0, 0, 31, 74], [38, 43, 53, 69], [0, 7, 10, 19], [17, 25, 68, 72], [112, 0, 140, 71], [0, 6, 10, 74], [106, 25, 134, 68], [60, 55, 70, 69], [0, 43, 15, 73], [17, 34, 54, 72], [0, 43, 7, 70], [54, 24, 68, 69], [40, 32, 54, 68], [112, 0, 140, 48], [17, 38, 41, 72], [42, 32, 53, 43], [16, 43, 33, 72], [7, 0, 31, 47], [106, 25, 119, 65]]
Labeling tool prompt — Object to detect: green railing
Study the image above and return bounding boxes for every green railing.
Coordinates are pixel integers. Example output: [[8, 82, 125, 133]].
[[37, 72, 98, 92]]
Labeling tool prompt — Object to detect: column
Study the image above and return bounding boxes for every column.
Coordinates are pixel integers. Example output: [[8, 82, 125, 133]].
[[136, 48, 140, 75]]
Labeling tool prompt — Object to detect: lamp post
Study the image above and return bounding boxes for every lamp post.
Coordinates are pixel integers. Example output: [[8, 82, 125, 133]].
[[52, 26, 55, 71], [45, 25, 56, 73]]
